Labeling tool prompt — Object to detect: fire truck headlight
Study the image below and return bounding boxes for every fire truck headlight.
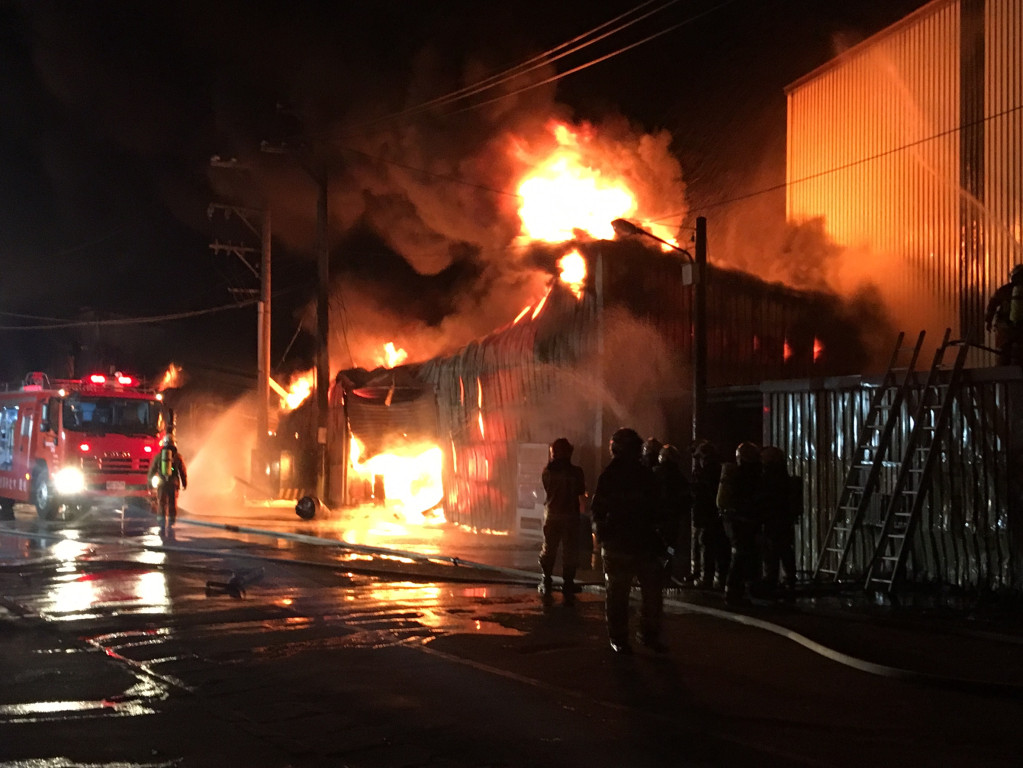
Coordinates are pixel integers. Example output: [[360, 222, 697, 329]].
[[53, 467, 86, 495]]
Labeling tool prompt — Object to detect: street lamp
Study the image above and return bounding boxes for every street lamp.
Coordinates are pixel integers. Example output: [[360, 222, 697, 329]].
[[611, 218, 694, 262], [610, 217, 708, 445]]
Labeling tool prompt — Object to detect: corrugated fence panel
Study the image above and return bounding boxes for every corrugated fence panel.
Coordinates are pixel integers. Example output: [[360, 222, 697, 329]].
[[764, 365, 1023, 590]]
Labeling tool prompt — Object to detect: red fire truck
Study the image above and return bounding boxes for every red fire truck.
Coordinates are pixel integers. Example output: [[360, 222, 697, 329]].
[[0, 371, 167, 520]]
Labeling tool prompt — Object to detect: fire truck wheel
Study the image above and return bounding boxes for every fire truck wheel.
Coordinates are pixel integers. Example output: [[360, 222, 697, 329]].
[[31, 470, 59, 520], [65, 503, 90, 519]]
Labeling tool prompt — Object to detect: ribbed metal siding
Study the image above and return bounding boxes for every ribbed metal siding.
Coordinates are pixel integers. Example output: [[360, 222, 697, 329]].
[[984, 0, 1023, 329], [786, 0, 964, 338], [416, 242, 882, 532], [763, 367, 1023, 590]]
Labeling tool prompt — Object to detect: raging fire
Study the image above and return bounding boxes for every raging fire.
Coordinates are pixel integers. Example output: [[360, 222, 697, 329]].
[[558, 250, 587, 299], [349, 434, 445, 525], [377, 342, 408, 369], [271, 370, 314, 411], [513, 121, 682, 248], [516, 123, 634, 242]]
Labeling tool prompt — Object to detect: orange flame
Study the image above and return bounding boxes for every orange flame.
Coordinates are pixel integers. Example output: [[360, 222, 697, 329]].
[[516, 123, 635, 242], [477, 378, 485, 439], [813, 337, 824, 362], [531, 291, 549, 320], [349, 434, 445, 525], [513, 121, 682, 248], [271, 370, 314, 411], [156, 363, 183, 392], [376, 342, 408, 369], [783, 340, 793, 362], [558, 250, 587, 299]]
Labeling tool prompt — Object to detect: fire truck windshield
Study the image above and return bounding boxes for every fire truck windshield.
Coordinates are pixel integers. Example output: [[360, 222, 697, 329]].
[[61, 396, 162, 437]]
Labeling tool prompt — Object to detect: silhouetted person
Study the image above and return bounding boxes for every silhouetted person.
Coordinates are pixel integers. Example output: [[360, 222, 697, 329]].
[[760, 445, 797, 592], [691, 440, 729, 589], [591, 427, 665, 654], [652, 444, 692, 584], [985, 264, 1023, 365], [717, 442, 763, 605], [538, 438, 586, 606]]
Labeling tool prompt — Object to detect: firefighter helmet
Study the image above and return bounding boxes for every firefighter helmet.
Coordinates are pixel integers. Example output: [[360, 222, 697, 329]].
[[160, 435, 175, 448], [761, 445, 786, 466], [735, 441, 761, 465], [658, 444, 684, 468], [550, 437, 573, 460], [609, 427, 643, 459], [642, 437, 663, 462], [693, 439, 718, 461]]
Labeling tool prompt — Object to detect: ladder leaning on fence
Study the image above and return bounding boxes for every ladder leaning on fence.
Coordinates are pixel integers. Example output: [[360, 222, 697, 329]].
[[863, 330, 970, 593], [812, 330, 927, 584]]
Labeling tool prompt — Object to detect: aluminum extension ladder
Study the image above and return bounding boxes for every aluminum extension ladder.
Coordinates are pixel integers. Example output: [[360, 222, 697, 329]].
[[813, 330, 926, 583], [864, 330, 969, 592]]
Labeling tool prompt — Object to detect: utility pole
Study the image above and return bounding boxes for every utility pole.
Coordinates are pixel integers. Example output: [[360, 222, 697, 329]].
[[258, 208, 272, 455], [315, 170, 330, 504], [208, 157, 272, 491], [692, 216, 708, 444]]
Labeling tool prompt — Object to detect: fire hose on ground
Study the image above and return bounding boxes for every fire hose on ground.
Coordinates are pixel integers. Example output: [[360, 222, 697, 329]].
[[2, 519, 1021, 694]]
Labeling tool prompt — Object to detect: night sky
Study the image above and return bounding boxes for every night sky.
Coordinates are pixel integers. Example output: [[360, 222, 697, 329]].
[[0, 0, 927, 394]]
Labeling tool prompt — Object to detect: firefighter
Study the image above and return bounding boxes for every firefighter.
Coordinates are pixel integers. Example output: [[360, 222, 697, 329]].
[[640, 436, 663, 470], [760, 445, 797, 593], [591, 427, 665, 654], [538, 437, 587, 607], [691, 440, 729, 589], [652, 444, 692, 584], [984, 264, 1023, 365], [717, 441, 763, 605], [148, 434, 188, 534]]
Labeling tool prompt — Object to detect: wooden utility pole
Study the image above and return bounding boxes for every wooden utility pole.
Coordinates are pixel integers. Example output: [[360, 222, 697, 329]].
[[693, 216, 708, 444], [315, 170, 330, 504], [207, 162, 272, 490]]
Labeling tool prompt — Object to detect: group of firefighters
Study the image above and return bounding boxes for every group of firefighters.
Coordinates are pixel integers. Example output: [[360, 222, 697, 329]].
[[535, 262, 1023, 655], [538, 430, 800, 655]]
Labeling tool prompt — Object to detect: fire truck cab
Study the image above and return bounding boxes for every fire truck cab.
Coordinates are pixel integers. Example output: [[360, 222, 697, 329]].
[[0, 371, 167, 520]]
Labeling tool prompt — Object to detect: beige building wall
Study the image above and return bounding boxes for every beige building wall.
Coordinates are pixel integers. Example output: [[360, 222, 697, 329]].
[[787, 0, 1022, 354]]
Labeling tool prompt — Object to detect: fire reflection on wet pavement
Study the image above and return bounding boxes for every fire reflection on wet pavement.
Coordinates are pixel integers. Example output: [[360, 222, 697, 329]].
[[1, 504, 543, 732]]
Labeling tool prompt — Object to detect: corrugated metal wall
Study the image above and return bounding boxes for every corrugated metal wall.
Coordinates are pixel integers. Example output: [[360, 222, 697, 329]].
[[415, 241, 884, 532], [764, 365, 1023, 590], [787, 0, 1023, 351], [418, 285, 598, 533], [984, 0, 1023, 328]]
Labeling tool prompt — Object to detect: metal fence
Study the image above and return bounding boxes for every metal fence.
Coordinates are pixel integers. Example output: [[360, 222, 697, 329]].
[[763, 364, 1023, 590]]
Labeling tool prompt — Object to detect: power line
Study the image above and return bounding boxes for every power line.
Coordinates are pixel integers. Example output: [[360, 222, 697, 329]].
[[343, 0, 683, 132], [443, 0, 737, 119], [660, 100, 1023, 223], [0, 299, 258, 331]]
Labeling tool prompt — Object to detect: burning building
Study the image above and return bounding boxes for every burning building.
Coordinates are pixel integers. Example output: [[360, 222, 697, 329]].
[[333, 237, 887, 535]]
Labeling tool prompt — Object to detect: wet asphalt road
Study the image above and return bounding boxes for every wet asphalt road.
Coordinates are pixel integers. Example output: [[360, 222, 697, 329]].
[[2, 500, 1023, 768]]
